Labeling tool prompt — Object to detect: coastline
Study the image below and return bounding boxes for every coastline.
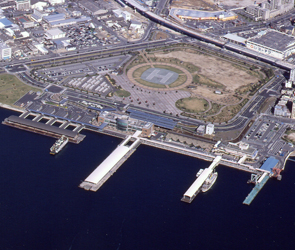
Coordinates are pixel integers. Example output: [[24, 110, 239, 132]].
[[0, 102, 24, 113]]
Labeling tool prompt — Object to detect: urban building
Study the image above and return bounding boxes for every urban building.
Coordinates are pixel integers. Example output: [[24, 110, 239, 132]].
[[274, 96, 291, 117], [45, 28, 66, 39], [206, 124, 214, 135], [0, 43, 11, 60], [291, 100, 295, 119], [170, 8, 238, 22], [78, 1, 101, 16], [97, 111, 154, 136], [47, 0, 65, 5], [246, 29, 295, 60], [15, 0, 30, 11], [113, 9, 132, 22], [30, 0, 48, 10], [246, 0, 294, 21], [196, 125, 205, 135], [0, 18, 13, 29]]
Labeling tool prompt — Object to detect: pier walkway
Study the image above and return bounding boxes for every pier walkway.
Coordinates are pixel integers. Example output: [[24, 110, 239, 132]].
[[243, 173, 270, 205], [181, 156, 222, 203], [79, 131, 142, 192]]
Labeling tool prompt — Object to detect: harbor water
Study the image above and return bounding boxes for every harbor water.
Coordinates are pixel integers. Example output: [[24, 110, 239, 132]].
[[0, 108, 295, 250]]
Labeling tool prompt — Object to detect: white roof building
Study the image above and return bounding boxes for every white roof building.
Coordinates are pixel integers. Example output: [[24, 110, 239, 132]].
[[206, 124, 214, 135], [45, 28, 66, 39], [47, 0, 65, 5], [30, 0, 48, 11]]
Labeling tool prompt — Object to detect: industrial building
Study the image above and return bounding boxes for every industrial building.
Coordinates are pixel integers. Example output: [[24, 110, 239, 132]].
[[246, 0, 294, 21], [170, 8, 238, 21], [0, 43, 11, 60], [112, 9, 132, 22], [78, 1, 102, 16], [45, 28, 66, 40], [246, 29, 295, 60], [15, 0, 30, 11]]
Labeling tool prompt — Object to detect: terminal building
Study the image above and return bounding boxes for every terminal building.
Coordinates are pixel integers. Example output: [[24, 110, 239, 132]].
[[96, 108, 177, 136], [97, 111, 154, 137], [246, 29, 295, 60]]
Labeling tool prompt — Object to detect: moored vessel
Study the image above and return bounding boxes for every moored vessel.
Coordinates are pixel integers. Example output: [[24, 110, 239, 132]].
[[201, 172, 218, 192], [50, 135, 68, 155]]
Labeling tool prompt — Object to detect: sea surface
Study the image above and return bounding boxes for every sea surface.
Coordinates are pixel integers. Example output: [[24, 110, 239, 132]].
[[0, 107, 295, 250]]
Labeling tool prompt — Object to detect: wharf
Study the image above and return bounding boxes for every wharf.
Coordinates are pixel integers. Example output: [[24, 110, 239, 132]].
[[2, 115, 85, 144], [79, 131, 142, 192], [140, 138, 260, 174], [243, 173, 270, 205]]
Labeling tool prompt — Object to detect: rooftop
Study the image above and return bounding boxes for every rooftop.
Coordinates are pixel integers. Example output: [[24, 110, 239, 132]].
[[170, 8, 237, 19], [260, 157, 279, 172], [248, 30, 295, 52]]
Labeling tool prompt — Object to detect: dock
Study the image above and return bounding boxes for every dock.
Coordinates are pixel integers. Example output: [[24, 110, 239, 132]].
[[2, 115, 85, 143], [181, 156, 222, 203], [243, 173, 270, 205], [79, 131, 142, 192]]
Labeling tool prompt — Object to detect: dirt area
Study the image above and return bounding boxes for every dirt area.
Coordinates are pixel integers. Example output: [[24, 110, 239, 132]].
[[170, 0, 220, 11], [191, 85, 241, 105], [152, 31, 170, 40], [153, 51, 259, 93]]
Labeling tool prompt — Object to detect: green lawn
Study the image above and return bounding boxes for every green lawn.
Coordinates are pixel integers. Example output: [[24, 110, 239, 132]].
[[0, 74, 41, 105]]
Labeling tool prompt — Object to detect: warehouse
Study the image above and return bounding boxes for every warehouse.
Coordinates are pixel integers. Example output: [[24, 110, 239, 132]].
[[246, 29, 295, 60], [45, 28, 66, 40]]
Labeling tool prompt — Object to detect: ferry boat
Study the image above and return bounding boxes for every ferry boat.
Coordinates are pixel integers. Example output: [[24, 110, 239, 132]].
[[50, 135, 68, 155], [201, 172, 218, 192]]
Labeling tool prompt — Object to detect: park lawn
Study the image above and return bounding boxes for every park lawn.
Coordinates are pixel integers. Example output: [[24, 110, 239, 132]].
[[114, 89, 131, 97], [136, 78, 167, 88], [176, 97, 209, 113], [169, 74, 187, 88], [0, 74, 41, 105]]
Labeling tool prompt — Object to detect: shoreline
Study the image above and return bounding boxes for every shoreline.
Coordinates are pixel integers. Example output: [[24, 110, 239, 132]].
[[0, 103, 24, 113]]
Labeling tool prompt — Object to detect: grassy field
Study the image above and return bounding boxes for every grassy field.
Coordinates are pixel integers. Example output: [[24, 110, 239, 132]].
[[176, 97, 209, 113], [132, 65, 151, 79], [114, 89, 131, 97], [169, 74, 187, 88], [0, 74, 40, 106], [136, 78, 167, 88]]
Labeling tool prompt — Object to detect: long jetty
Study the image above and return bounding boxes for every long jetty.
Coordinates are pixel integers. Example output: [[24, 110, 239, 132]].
[[79, 131, 142, 192]]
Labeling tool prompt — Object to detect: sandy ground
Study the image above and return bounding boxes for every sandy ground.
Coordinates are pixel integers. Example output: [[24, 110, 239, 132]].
[[191, 85, 240, 104], [153, 51, 259, 92]]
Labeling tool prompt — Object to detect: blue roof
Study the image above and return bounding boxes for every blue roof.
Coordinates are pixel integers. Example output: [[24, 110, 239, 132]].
[[260, 157, 279, 172], [127, 108, 177, 130], [0, 18, 13, 27]]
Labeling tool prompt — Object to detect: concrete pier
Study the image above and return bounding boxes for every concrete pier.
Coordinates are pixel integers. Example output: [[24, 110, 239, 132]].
[[181, 156, 222, 203], [243, 173, 270, 205], [79, 131, 142, 192]]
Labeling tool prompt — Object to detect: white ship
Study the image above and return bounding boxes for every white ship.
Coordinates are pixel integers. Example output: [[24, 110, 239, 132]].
[[50, 135, 68, 155], [201, 172, 218, 192]]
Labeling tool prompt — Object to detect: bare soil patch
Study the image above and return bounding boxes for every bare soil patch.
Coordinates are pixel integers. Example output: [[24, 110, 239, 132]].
[[153, 51, 259, 92]]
